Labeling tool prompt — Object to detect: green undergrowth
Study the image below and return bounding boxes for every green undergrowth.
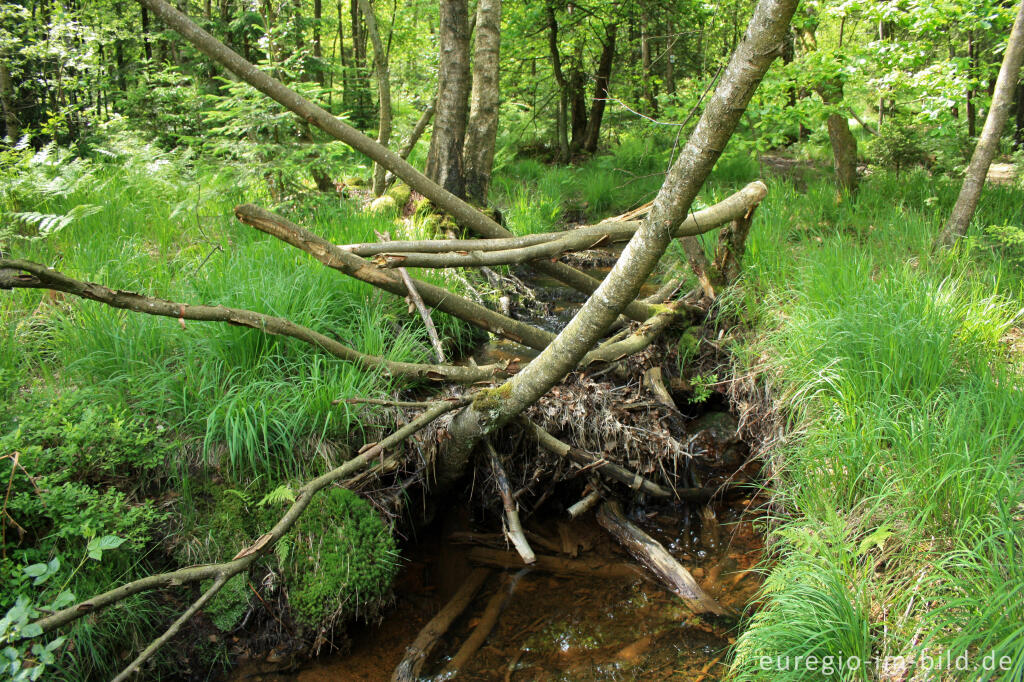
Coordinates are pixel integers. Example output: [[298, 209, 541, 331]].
[[723, 169, 1024, 680], [1, 136, 469, 676]]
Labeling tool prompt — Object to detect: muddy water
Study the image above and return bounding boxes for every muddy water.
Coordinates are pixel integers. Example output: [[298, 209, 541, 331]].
[[234, 489, 766, 681]]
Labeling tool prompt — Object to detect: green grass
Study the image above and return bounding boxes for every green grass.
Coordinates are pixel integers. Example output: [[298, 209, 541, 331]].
[[725, 168, 1024, 680], [2, 139, 470, 484]]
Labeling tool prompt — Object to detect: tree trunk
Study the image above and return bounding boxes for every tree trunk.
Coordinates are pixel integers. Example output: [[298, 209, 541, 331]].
[[546, 4, 569, 162], [436, 0, 798, 490], [939, 0, 1024, 247], [462, 0, 501, 206], [568, 63, 588, 152], [313, 0, 324, 84], [142, 4, 153, 60], [826, 110, 858, 192], [358, 0, 391, 196], [582, 23, 616, 154], [425, 0, 470, 197], [967, 30, 978, 139], [640, 4, 657, 115], [0, 60, 18, 143], [1014, 79, 1024, 150]]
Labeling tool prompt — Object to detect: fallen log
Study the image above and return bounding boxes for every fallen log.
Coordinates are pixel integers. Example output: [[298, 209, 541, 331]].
[[441, 568, 529, 677], [392, 567, 491, 682], [597, 500, 728, 616]]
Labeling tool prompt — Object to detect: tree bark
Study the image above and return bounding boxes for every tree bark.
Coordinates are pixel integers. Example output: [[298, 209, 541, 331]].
[[825, 109, 859, 192], [0, 59, 18, 143], [425, 0, 470, 198], [436, 0, 797, 492], [358, 0, 392, 196], [546, 4, 570, 162], [583, 23, 616, 154], [939, 1, 1024, 247], [462, 0, 501, 206]]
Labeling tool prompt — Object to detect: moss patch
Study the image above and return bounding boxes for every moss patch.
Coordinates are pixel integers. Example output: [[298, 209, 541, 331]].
[[285, 487, 399, 632]]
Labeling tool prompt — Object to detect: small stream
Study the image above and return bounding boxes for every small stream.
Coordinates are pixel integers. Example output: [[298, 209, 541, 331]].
[[228, 266, 768, 681]]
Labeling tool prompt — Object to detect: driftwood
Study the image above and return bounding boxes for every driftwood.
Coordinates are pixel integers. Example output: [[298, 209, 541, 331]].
[[597, 500, 728, 616], [467, 547, 643, 580], [392, 567, 490, 682], [440, 569, 529, 677], [486, 440, 535, 564]]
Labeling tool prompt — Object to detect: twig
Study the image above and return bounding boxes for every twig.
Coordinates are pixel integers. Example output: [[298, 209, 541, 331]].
[[486, 439, 535, 565], [399, 267, 446, 363], [338, 396, 468, 408]]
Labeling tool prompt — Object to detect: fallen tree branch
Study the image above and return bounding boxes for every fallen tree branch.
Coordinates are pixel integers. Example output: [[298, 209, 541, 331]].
[[597, 500, 728, 616], [441, 569, 528, 677], [392, 567, 490, 682], [567, 488, 603, 519], [0, 259, 500, 384], [135, 0, 654, 322], [111, 574, 228, 682], [466, 547, 642, 580], [32, 399, 462, 637], [233, 204, 557, 351], [384, 101, 435, 190], [486, 440, 535, 565], [341, 181, 767, 263]]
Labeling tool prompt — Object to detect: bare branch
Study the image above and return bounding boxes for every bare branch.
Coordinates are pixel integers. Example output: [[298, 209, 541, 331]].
[[0, 259, 499, 384], [485, 439, 534, 565], [233, 204, 557, 351]]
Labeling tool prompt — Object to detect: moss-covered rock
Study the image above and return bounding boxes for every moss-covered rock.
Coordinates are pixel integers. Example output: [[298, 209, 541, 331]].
[[367, 195, 398, 216], [385, 182, 412, 209], [285, 487, 399, 632]]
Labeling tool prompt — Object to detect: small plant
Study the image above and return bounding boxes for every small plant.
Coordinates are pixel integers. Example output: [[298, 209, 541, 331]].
[[984, 223, 1024, 269], [689, 372, 719, 404]]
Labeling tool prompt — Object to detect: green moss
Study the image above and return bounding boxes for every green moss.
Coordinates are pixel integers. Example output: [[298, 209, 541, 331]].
[[676, 326, 701, 367], [285, 488, 399, 631], [342, 175, 367, 187], [385, 182, 412, 208], [203, 573, 250, 631], [471, 382, 513, 413]]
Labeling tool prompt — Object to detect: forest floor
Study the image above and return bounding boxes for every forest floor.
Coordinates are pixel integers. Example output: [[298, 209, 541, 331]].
[[3, 136, 1024, 679]]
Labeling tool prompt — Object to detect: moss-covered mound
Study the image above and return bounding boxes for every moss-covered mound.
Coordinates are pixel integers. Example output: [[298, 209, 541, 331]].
[[284, 487, 399, 632]]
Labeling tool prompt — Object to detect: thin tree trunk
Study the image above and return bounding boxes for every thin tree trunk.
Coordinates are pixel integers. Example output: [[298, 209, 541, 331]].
[[640, 4, 656, 114], [546, 4, 569, 162], [826, 110, 859, 192], [313, 0, 324, 84], [968, 30, 978, 138], [436, 0, 798, 490], [463, 0, 501, 206], [358, 0, 391, 196], [1014, 80, 1024, 149], [142, 4, 153, 60], [425, 0, 470, 197], [939, 0, 1024, 246], [583, 23, 616, 154], [0, 60, 19, 143]]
